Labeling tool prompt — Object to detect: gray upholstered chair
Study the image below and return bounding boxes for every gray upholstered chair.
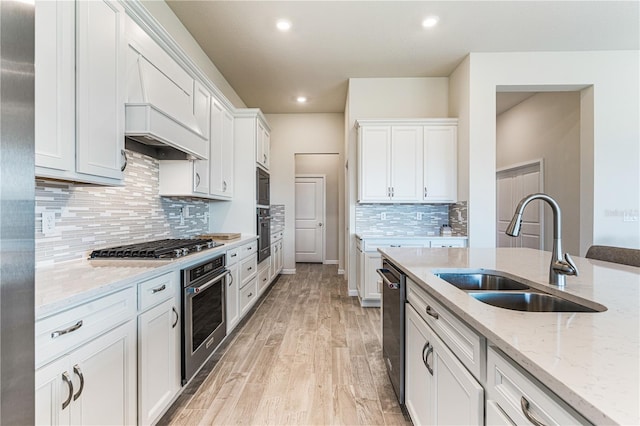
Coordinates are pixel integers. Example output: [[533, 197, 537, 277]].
[[585, 245, 640, 267]]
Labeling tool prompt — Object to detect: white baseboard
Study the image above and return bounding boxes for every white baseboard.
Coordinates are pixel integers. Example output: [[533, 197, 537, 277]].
[[337, 269, 345, 275], [348, 289, 358, 297], [281, 269, 296, 275], [323, 260, 339, 265]]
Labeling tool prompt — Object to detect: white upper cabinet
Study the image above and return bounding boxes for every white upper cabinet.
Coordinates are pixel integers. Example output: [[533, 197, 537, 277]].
[[209, 99, 234, 199], [76, 0, 126, 180], [357, 119, 458, 204], [35, 0, 126, 185], [423, 125, 457, 202], [256, 118, 270, 170], [390, 126, 423, 201]]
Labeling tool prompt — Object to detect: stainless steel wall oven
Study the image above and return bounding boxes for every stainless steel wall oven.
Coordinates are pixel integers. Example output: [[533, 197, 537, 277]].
[[181, 254, 228, 384], [257, 207, 271, 263], [256, 167, 270, 207]]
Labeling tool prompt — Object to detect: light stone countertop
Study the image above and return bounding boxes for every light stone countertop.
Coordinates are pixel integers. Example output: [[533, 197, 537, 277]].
[[36, 235, 258, 319], [356, 234, 468, 240], [378, 247, 640, 425]]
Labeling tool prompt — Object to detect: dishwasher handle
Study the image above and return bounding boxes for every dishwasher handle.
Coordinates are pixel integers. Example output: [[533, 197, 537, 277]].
[[377, 268, 400, 290]]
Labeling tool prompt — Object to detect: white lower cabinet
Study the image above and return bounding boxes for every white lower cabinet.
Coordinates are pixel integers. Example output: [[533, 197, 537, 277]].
[[137, 272, 180, 425], [138, 298, 180, 425], [258, 260, 271, 294], [486, 346, 590, 426], [35, 320, 137, 426], [405, 304, 484, 426], [226, 247, 241, 333]]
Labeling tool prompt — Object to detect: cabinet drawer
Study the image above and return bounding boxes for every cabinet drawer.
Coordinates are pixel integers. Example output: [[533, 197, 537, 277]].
[[239, 241, 258, 260], [240, 277, 258, 315], [35, 286, 136, 368], [361, 239, 427, 252], [138, 271, 175, 312], [407, 278, 485, 380], [430, 239, 466, 248], [487, 346, 590, 426], [240, 254, 257, 286], [258, 263, 271, 292], [226, 247, 240, 265]]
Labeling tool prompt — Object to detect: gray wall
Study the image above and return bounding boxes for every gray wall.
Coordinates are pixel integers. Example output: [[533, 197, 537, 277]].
[[496, 92, 581, 255]]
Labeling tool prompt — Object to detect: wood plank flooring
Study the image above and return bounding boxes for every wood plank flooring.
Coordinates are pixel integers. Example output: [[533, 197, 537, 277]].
[[159, 263, 411, 425]]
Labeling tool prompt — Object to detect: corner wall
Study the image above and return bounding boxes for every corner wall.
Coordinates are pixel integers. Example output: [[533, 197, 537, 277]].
[[451, 51, 640, 252]]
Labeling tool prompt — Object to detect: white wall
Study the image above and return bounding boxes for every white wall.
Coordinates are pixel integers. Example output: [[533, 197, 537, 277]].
[[295, 154, 341, 263], [345, 77, 450, 293], [265, 113, 345, 273], [140, 0, 246, 109], [496, 92, 581, 255], [450, 51, 640, 253]]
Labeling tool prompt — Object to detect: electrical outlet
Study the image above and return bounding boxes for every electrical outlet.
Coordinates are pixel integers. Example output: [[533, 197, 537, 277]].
[[380, 212, 387, 220], [179, 208, 185, 226], [416, 212, 423, 220], [183, 206, 191, 218], [42, 211, 56, 235], [203, 212, 209, 224]]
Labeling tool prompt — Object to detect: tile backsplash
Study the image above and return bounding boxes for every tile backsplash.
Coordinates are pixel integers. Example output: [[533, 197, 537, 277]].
[[356, 202, 468, 237], [36, 150, 209, 266], [270, 204, 285, 233]]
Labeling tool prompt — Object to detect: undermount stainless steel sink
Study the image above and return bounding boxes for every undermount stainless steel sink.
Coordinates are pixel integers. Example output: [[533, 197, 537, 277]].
[[469, 292, 604, 313], [436, 272, 531, 291]]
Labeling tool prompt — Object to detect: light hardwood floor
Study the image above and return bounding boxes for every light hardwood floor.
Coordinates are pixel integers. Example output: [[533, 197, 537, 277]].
[[159, 263, 411, 426]]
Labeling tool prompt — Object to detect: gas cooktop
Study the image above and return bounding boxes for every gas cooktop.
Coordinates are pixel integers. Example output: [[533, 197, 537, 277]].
[[89, 238, 223, 259]]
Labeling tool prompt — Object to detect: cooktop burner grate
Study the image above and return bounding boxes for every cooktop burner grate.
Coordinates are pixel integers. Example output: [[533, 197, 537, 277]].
[[89, 238, 223, 259]]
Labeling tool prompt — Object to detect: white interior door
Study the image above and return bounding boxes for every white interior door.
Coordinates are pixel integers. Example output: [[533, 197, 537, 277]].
[[295, 176, 325, 263], [497, 162, 543, 249]]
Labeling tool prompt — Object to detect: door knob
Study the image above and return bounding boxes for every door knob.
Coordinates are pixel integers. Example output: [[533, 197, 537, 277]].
[[318, 223, 323, 227]]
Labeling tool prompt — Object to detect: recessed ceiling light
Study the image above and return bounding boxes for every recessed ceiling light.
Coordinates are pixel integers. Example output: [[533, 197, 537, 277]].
[[296, 96, 307, 103], [276, 19, 292, 32], [422, 15, 440, 28]]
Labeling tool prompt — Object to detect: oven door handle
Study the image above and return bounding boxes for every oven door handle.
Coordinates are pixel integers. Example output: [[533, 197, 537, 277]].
[[186, 269, 230, 295], [377, 268, 400, 290]]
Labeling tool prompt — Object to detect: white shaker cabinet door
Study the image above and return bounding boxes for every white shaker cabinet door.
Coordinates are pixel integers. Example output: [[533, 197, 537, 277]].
[[35, 356, 72, 426], [423, 125, 457, 202], [358, 126, 391, 202], [390, 126, 423, 201], [69, 320, 137, 426], [76, 0, 126, 180], [34, 0, 75, 174], [405, 304, 434, 426], [138, 298, 181, 425]]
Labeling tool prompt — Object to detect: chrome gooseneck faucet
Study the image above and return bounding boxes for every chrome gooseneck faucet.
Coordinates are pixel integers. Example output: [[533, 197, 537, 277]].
[[506, 193, 578, 287]]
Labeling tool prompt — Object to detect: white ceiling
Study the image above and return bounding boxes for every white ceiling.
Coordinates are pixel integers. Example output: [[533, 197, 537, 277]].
[[166, 1, 639, 114]]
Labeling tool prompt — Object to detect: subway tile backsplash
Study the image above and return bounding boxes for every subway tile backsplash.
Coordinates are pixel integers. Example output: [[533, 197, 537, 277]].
[[36, 150, 209, 266], [270, 204, 285, 233], [356, 202, 467, 237]]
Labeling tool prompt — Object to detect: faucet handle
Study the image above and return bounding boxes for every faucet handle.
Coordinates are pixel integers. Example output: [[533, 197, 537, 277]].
[[564, 253, 579, 276]]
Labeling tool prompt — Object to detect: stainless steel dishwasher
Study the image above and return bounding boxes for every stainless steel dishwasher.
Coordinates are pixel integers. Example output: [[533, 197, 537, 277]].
[[377, 259, 406, 405]]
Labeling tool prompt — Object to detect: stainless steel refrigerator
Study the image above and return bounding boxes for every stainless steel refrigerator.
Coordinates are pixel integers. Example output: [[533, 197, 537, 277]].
[[0, 0, 35, 423]]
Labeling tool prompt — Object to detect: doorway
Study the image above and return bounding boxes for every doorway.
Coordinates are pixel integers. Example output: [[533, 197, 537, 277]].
[[295, 175, 325, 263], [496, 90, 582, 255], [496, 161, 544, 249]]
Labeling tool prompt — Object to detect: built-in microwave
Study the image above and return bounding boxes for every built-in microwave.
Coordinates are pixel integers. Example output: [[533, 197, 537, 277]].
[[256, 167, 270, 207]]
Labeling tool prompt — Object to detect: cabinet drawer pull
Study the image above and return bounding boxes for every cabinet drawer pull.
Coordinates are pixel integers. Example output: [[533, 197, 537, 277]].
[[121, 149, 128, 172], [248, 292, 253, 298], [62, 372, 73, 410], [231, 253, 237, 258], [228, 272, 234, 287], [421, 342, 429, 366], [521, 396, 547, 426], [51, 320, 83, 339], [151, 284, 166, 294], [195, 172, 201, 188], [425, 343, 434, 376], [172, 307, 179, 328], [426, 305, 439, 319], [72, 365, 84, 401]]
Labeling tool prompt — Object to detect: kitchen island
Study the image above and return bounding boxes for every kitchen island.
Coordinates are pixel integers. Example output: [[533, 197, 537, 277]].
[[379, 247, 639, 425]]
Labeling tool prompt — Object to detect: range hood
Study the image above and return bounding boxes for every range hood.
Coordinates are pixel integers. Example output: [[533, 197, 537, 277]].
[[125, 34, 208, 160]]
